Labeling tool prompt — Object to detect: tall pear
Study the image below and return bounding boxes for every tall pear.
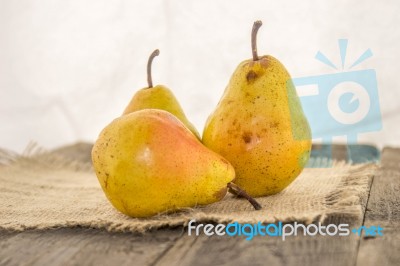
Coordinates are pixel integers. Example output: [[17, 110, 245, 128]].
[[92, 109, 260, 218], [202, 21, 312, 197], [123, 49, 200, 139]]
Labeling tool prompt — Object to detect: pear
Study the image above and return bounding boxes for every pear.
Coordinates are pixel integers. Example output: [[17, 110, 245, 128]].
[[123, 49, 200, 139], [92, 109, 260, 218], [202, 21, 312, 197]]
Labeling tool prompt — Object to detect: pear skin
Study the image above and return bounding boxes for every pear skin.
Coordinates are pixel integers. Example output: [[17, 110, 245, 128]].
[[123, 84, 200, 139], [92, 109, 235, 218], [202, 21, 312, 197], [122, 49, 200, 139]]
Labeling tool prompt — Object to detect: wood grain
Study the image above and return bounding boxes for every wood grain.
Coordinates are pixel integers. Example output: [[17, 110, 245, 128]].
[[0, 228, 183, 266], [356, 147, 400, 266], [156, 230, 364, 266]]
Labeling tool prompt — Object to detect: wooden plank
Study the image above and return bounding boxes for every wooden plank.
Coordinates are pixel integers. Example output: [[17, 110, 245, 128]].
[[0, 228, 182, 266], [356, 147, 400, 266], [311, 144, 379, 164], [157, 233, 362, 266]]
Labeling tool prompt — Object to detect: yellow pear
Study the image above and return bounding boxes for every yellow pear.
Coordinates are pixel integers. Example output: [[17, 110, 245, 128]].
[[202, 21, 312, 197], [123, 49, 200, 139], [92, 109, 260, 218]]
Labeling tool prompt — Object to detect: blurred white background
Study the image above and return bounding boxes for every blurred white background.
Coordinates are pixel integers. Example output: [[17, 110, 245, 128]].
[[1, 0, 399, 152]]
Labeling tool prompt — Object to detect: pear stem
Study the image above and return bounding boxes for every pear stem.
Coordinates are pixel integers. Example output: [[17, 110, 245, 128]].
[[251, 20, 263, 61], [227, 182, 262, 210], [147, 49, 160, 88]]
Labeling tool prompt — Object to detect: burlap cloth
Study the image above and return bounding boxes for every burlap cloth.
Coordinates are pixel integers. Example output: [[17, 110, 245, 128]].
[[0, 147, 377, 233]]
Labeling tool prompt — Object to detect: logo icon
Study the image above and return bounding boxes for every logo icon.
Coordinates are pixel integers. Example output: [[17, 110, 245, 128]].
[[289, 39, 382, 166]]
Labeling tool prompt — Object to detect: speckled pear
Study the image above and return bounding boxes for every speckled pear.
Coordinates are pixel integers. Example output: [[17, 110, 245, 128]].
[[92, 109, 235, 218], [202, 21, 312, 197], [123, 49, 200, 139]]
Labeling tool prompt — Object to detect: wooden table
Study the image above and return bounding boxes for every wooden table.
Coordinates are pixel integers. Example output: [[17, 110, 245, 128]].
[[0, 144, 399, 266]]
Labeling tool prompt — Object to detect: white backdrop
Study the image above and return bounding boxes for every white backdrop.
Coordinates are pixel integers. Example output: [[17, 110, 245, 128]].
[[1, 0, 399, 152]]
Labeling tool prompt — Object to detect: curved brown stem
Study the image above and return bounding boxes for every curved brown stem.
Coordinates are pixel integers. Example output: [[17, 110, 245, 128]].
[[251, 20, 263, 61], [227, 182, 262, 210], [147, 49, 160, 88]]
